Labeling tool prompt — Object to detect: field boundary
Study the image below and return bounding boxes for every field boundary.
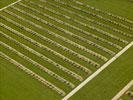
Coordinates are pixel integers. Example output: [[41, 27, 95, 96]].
[[62, 41, 133, 100], [0, 0, 22, 11], [112, 80, 133, 100]]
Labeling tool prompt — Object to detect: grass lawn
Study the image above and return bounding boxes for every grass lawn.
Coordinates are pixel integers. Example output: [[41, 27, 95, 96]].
[[69, 46, 133, 100], [77, 0, 133, 20], [0, 57, 62, 100], [120, 83, 133, 100], [0, 0, 133, 100], [0, 0, 17, 8]]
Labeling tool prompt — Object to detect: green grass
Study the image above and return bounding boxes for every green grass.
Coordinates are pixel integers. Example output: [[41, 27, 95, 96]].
[[70, 46, 133, 100], [0, 57, 61, 100], [76, 0, 133, 20], [120, 85, 133, 100], [0, 0, 17, 8], [0, 0, 133, 100]]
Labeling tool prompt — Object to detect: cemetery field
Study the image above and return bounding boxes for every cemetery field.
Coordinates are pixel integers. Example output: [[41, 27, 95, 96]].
[[69, 46, 133, 100], [0, 0, 133, 100], [0, 0, 17, 8], [112, 80, 133, 100]]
